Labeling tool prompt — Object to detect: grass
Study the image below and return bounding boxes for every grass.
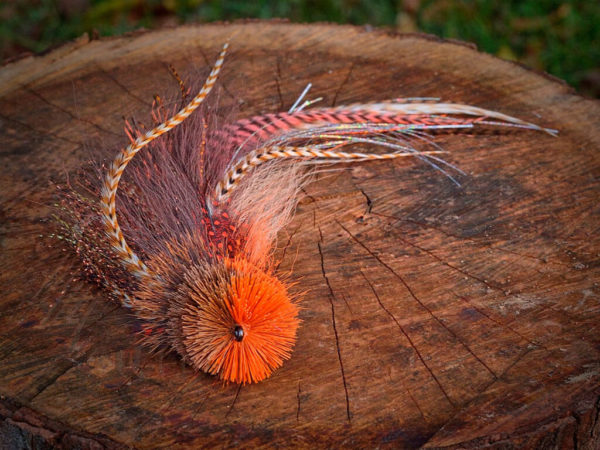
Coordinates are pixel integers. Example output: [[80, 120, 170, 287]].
[[1, 0, 598, 96]]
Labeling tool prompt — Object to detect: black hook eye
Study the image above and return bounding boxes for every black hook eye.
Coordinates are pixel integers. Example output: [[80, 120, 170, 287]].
[[233, 325, 244, 342]]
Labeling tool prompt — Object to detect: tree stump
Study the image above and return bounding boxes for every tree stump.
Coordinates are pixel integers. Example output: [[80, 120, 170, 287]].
[[1, 21, 599, 449]]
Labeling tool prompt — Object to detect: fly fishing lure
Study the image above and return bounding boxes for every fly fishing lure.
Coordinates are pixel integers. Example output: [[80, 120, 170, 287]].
[[60, 43, 555, 385]]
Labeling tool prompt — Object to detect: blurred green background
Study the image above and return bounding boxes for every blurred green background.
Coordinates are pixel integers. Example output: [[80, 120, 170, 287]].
[[1, 0, 599, 97]]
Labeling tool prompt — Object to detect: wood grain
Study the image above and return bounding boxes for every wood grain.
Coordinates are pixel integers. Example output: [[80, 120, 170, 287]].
[[1, 21, 599, 449]]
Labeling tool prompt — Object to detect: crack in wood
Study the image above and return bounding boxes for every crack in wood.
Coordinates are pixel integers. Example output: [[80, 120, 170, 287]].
[[0, 112, 81, 147], [372, 211, 570, 269], [358, 187, 373, 214], [331, 62, 355, 107], [317, 231, 351, 423], [131, 371, 200, 441], [188, 387, 212, 424], [275, 224, 301, 271], [0, 334, 19, 361], [393, 231, 506, 294], [26, 362, 76, 403], [404, 386, 429, 424], [296, 381, 301, 422], [79, 304, 122, 335], [339, 292, 353, 313], [372, 233, 501, 378], [452, 292, 546, 351], [376, 215, 575, 329], [274, 55, 284, 111], [423, 345, 536, 447], [21, 85, 120, 137], [225, 384, 243, 419], [69, 299, 112, 353], [27, 348, 93, 403], [337, 219, 497, 381], [359, 269, 455, 410], [300, 187, 317, 205], [99, 68, 153, 108], [114, 354, 155, 392], [573, 410, 581, 449], [30, 264, 71, 309], [591, 396, 600, 441], [45, 346, 139, 391], [1, 397, 128, 449]]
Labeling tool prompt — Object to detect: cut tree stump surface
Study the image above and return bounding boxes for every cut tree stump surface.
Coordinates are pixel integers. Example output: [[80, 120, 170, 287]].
[[1, 21, 599, 449]]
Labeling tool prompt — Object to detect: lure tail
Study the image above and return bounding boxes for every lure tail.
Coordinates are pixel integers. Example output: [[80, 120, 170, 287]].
[[224, 99, 556, 151], [329, 100, 557, 134]]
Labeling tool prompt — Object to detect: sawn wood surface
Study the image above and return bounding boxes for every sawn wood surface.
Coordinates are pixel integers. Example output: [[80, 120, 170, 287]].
[[1, 21, 599, 449]]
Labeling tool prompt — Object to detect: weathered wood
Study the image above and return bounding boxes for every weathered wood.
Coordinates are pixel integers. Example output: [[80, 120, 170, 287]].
[[1, 21, 599, 448]]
